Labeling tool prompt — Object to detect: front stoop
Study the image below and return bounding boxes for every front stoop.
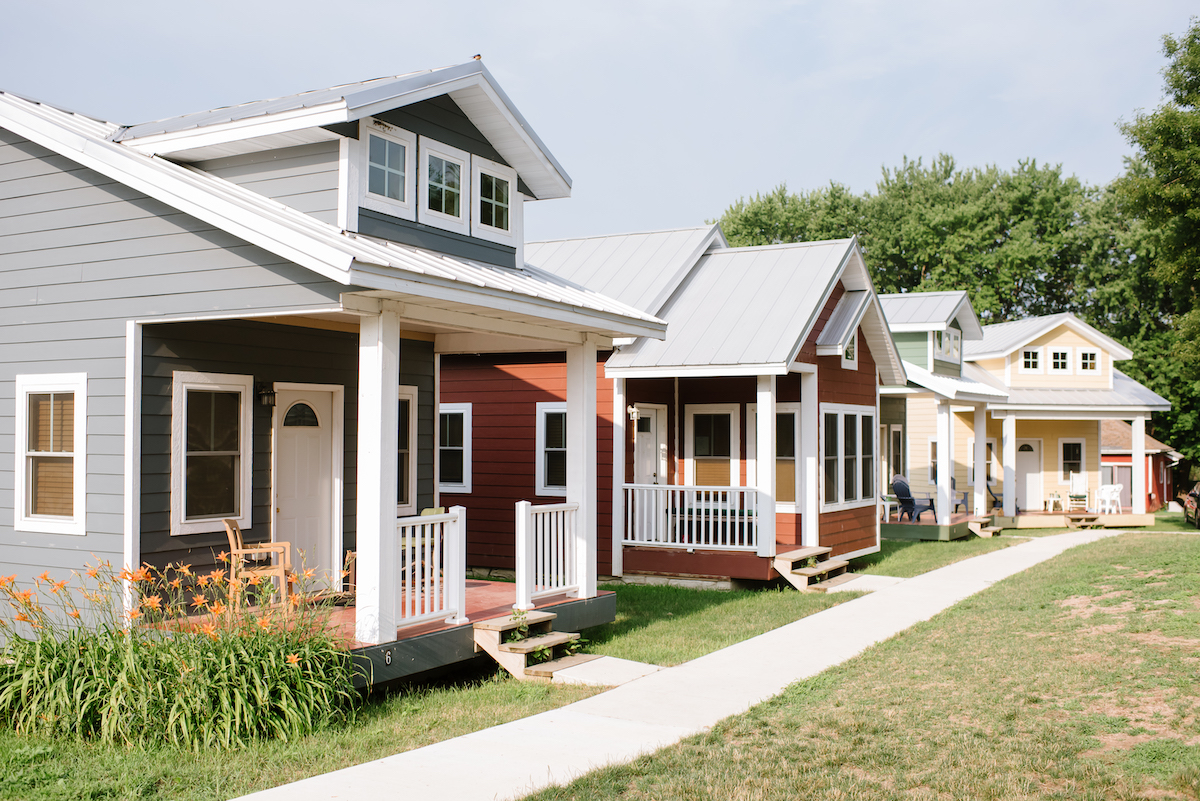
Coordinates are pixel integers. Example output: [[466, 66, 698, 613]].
[[772, 546, 849, 592], [966, 516, 1003, 537], [472, 610, 599, 683]]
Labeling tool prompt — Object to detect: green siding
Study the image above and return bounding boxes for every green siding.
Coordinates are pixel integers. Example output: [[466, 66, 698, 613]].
[[932, 357, 962, 377], [880, 396, 906, 426], [893, 332, 928, 369]]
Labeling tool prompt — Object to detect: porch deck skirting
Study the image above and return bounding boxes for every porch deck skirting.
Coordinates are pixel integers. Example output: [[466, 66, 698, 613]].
[[622, 484, 761, 552]]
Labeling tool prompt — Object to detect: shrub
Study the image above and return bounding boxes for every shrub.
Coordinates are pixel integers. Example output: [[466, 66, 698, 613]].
[[0, 560, 360, 750]]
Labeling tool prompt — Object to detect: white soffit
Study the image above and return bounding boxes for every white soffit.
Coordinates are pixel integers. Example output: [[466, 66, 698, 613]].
[[879, 290, 983, 339]]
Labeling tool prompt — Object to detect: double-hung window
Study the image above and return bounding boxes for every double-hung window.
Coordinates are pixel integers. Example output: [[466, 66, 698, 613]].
[[1060, 439, 1085, 484], [821, 404, 875, 510], [968, 438, 998, 485], [438, 403, 472, 493], [171, 372, 253, 536], [747, 405, 799, 506], [685, 405, 739, 487], [536, 402, 567, 496], [15, 373, 87, 535], [397, 386, 419, 516]]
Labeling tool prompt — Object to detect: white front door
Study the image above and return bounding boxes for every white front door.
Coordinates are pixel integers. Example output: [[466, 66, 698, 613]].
[[1015, 439, 1042, 512], [275, 387, 336, 585], [633, 405, 666, 485]]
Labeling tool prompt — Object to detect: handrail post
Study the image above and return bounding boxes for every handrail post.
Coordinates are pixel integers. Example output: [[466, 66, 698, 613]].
[[444, 506, 469, 624], [514, 500, 534, 611]]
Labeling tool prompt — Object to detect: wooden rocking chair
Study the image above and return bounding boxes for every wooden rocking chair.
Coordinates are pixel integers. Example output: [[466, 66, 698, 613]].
[[1067, 473, 1089, 512], [223, 519, 295, 611]]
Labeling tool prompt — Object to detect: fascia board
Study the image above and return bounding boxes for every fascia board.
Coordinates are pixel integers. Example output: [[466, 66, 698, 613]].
[[949, 294, 985, 339], [982, 316, 1134, 362], [782, 243, 853, 367], [605, 362, 791, 379], [0, 96, 355, 283], [988, 403, 1171, 416], [347, 265, 667, 339], [644, 225, 728, 315], [119, 101, 351, 155], [815, 290, 872, 355], [860, 295, 908, 386]]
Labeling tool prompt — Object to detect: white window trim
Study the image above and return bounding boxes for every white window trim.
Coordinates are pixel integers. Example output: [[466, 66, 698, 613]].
[[820, 402, 876, 512], [1058, 437, 1086, 486], [14, 373, 88, 536], [536, 401, 568, 497], [967, 437, 998, 485], [747, 402, 800, 512], [437, 403, 472, 494], [418, 136, 471, 236], [1077, 348, 1100, 374], [927, 436, 938, 484], [171, 371, 253, 536], [933, 329, 963, 364], [1019, 346, 1044, 374], [684, 403, 741, 487], [358, 119, 417, 222], [1048, 346, 1073, 376], [397, 385, 419, 517], [470, 155, 518, 246], [841, 332, 858, 371]]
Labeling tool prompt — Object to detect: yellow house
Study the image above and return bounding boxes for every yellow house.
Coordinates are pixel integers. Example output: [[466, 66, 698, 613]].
[[880, 296, 1170, 526]]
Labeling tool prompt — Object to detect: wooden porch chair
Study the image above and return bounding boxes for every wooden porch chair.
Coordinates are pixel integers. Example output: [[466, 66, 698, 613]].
[[223, 519, 294, 611], [891, 475, 935, 522], [1068, 473, 1089, 512]]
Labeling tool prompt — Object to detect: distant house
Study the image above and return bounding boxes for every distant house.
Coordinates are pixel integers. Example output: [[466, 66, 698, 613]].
[[880, 295, 1171, 523], [0, 62, 664, 645], [441, 229, 907, 584], [1100, 420, 1181, 511]]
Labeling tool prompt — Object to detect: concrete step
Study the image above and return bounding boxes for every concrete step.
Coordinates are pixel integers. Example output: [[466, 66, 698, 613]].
[[498, 631, 579, 654], [524, 652, 604, 679], [775, 546, 833, 563], [473, 610, 557, 633]]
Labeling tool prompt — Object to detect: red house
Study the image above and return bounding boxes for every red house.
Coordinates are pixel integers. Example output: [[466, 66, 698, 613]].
[[438, 227, 906, 585], [1100, 419, 1181, 512]]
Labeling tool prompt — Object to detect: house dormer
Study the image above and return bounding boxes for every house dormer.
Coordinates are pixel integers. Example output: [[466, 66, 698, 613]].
[[963, 313, 1130, 390], [878, 291, 983, 378], [108, 61, 569, 270]]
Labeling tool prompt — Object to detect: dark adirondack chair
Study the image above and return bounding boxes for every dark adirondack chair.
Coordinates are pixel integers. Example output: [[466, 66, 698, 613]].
[[891, 475, 935, 522], [987, 484, 1004, 510]]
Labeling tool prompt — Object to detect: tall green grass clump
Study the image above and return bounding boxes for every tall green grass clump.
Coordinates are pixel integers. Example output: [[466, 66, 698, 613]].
[[0, 559, 360, 750]]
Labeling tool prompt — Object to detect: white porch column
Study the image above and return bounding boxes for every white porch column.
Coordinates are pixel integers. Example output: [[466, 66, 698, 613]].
[[755, 375, 776, 558], [935, 399, 953, 525], [799, 370, 819, 547], [611, 377, 626, 576], [566, 340, 598, 598], [973, 405, 987, 516], [1132, 415, 1147, 515], [355, 306, 401, 645], [1002, 414, 1016, 518]]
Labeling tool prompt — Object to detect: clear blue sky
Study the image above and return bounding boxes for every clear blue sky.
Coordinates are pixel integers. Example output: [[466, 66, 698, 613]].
[[3, 1, 1194, 241]]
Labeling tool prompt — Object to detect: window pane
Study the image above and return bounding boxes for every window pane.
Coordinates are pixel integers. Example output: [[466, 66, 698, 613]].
[[443, 161, 460, 191], [843, 415, 858, 502], [545, 412, 566, 449], [398, 399, 410, 451], [861, 416, 874, 498], [28, 393, 73, 453], [187, 391, 239, 452], [695, 458, 730, 486], [694, 414, 730, 458], [440, 449, 464, 484], [777, 459, 796, 503], [440, 412, 463, 448], [545, 451, 567, 488], [824, 413, 838, 502], [185, 454, 237, 518], [776, 413, 795, 458], [31, 456, 72, 516], [397, 453, 409, 505], [283, 403, 318, 427]]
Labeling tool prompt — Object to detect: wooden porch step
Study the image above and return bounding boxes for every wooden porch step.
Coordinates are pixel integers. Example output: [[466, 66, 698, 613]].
[[808, 572, 860, 593], [472, 610, 557, 632], [498, 631, 579, 654], [775, 546, 832, 563], [524, 652, 603, 679], [978, 525, 1003, 538], [791, 559, 849, 579]]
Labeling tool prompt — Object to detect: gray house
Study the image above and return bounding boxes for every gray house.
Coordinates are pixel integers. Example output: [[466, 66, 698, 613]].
[[0, 62, 664, 646]]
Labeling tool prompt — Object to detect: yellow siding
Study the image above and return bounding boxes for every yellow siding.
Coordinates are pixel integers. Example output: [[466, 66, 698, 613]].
[[973, 357, 1007, 384], [903, 396, 939, 498], [1006, 324, 1112, 390]]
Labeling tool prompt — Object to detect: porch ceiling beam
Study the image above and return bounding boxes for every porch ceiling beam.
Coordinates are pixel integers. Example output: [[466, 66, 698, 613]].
[[436, 332, 608, 353], [990, 408, 1166, 420]]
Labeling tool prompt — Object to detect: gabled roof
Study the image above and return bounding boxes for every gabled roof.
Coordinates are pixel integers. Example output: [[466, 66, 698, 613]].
[[606, 238, 906, 383], [1100, 419, 1179, 458], [0, 89, 663, 340], [108, 61, 571, 200], [885, 360, 1009, 403], [986, 368, 1169, 413], [878, 290, 983, 339], [963, 313, 1133, 361], [525, 225, 726, 315]]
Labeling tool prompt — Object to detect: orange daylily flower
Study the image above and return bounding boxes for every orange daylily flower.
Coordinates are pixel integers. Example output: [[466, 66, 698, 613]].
[[169, 577, 183, 590], [200, 622, 218, 640], [289, 593, 302, 608], [285, 653, 300, 666], [197, 575, 210, 587], [51, 580, 68, 594], [210, 601, 226, 616], [190, 595, 208, 609], [302, 568, 316, 580], [68, 610, 80, 619], [0, 575, 16, 589], [15, 589, 34, 604], [128, 608, 143, 621], [132, 566, 153, 583], [246, 575, 261, 587], [216, 551, 229, 563], [14, 613, 30, 623], [36, 571, 51, 583], [256, 616, 272, 631], [140, 595, 162, 610], [177, 564, 193, 577]]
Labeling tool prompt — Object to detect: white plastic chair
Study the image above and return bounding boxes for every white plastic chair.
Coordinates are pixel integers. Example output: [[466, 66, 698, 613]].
[[1067, 473, 1089, 511], [1098, 485, 1119, 514]]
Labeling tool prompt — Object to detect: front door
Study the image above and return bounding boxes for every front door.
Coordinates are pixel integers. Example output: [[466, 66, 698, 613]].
[[633, 405, 666, 485], [1015, 439, 1042, 512], [275, 387, 337, 585]]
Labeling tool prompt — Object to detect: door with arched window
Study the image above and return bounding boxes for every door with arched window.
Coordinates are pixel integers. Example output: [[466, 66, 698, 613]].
[[274, 386, 340, 586]]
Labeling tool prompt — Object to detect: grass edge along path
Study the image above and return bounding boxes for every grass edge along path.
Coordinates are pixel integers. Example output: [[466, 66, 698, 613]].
[[521, 530, 1200, 801]]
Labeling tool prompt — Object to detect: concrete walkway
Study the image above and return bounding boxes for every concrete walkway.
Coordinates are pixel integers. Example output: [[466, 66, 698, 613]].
[[240, 529, 1119, 801]]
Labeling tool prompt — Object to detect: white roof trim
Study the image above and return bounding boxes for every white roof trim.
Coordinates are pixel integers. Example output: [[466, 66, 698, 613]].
[[970, 315, 1134, 361], [815, 290, 871, 355], [605, 361, 792, 379], [900, 360, 1008, 403]]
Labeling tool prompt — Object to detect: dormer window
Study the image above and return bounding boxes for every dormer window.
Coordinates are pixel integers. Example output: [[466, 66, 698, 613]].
[[427, 155, 462, 217], [933, 329, 961, 364], [479, 173, 509, 230], [1079, 350, 1099, 371], [1049, 347, 1072, 375], [1020, 347, 1043, 374], [471, 156, 519, 246], [368, 135, 407, 202], [360, 122, 416, 220], [418, 138, 470, 236]]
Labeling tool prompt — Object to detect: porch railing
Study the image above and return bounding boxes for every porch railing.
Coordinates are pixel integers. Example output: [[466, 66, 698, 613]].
[[514, 500, 580, 611], [622, 483, 760, 552], [393, 506, 468, 628]]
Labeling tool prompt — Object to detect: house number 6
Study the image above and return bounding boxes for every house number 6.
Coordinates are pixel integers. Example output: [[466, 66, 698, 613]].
[[384, 649, 392, 665]]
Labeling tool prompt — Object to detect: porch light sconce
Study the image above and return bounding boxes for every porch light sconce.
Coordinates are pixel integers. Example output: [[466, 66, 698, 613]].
[[256, 383, 276, 407], [627, 405, 639, 422]]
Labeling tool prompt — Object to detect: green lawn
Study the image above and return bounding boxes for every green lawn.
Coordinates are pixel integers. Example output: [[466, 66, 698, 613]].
[[848, 534, 1017, 577], [522, 531, 1200, 800], [1146, 511, 1200, 532]]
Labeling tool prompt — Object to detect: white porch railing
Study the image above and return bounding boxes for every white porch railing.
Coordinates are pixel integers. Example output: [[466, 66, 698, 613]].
[[622, 484, 761, 552], [514, 500, 580, 611], [393, 506, 468, 628]]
